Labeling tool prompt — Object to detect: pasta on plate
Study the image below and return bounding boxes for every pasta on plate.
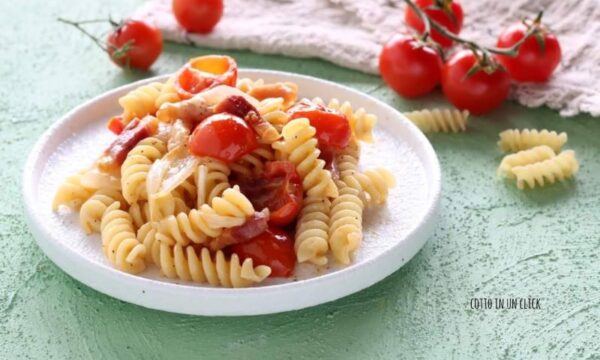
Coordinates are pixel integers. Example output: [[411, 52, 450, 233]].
[[52, 55, 396, 288]]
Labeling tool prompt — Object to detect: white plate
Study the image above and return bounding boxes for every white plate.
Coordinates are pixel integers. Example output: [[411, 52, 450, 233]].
[[23, 70, 441, 316]]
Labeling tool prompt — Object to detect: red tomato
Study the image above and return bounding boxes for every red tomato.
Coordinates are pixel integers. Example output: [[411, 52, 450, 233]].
[[288, 100, 351, 149], [172, 0, 223, 34], [175, 55, 237, 99], [404, 0, 464, 47], [379, 34, 443, 98], [231, 226, 296, 277], [189, 113, 257, 163], [496, 23, 561, 83], [106, 116, 125, 135], [106, 20, 162, 70], [236, 161, 303, 226], [441, 50, 511, 115]]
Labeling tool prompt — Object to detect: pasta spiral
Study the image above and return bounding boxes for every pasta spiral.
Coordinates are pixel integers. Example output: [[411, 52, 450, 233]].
[[100, 202, 146, 274], [497, 145, 556, 179], [79, 188, 124, 234], [329, 183, 364, 265], [295, 196, 330, 265], [313, 97, 376, 143], [498, 129, 568, 153], [157, 209, 213, 246], [52, 171, 94, 210], [121, 137, 167, 204], [273, 118, 338, 198], [137, 222, 160, 265], [236, 78, 264, 93], [154, 76, 181, 109], [512, 150, 579, 190], [159, 243, 271, 287], [148, 191, 190, 222], [230, 145, 274, 177], [129, 201, 151, 229], [119, 82, 163, 123], [404, 108, 469, 133], [196, 157, 231, 207], [199, 185, 255, 230]]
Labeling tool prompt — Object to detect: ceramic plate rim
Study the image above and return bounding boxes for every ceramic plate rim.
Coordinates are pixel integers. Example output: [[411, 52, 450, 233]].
[[23, 69, 441, 316]]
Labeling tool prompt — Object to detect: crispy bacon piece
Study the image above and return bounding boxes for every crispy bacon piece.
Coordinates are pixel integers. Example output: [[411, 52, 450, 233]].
[[249, 82, 298, 109], [156, 95, 213, 126], [209, 209, 269, 251]]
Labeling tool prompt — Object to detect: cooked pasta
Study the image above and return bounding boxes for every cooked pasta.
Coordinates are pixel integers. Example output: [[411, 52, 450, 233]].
[[53, 56, 397, 284], [273, 118, 338, 198], [295, 196, 330, 265], [498, 128, 568, 153], [497, 145, 556, 179], [329, 183, 364, 265], [119, 82, 163, 123], [159, 244, 271, 287], [511, 150, 578, 190], [52, 171, 94, 210], [404, 108, 469, 133], [121, 137, 167, 204], [100, 202, 146, 274], [79, 188, 124, 234], [154, 76, 181, 109], [313, 97, 376, 143]]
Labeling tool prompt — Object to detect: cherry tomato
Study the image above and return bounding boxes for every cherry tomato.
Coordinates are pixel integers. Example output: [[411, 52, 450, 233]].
[[379, 34, 443, 98], [175, 55, 237, 99], [405, 0, 464, 48], [236, 161, 303, 226], [106, 20, 162, 70], [231, 226, 296, 277], [189, 113, 257, 163], [288, 99, 351, 149], [172, 0, 223, 34], [495, 23, 561, 83], [106, 116, 125, 135], [441, 50, 511, 115]]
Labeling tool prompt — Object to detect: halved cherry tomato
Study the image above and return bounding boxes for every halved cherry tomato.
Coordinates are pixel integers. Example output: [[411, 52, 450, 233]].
[[189, 113, 257, 163], [106, 20, 163, 70], [236, 161, 303, 226], [288, 99, 351, 149], [404, 0, 464, 48], [230, 226, 296, 277], [175, 55, 237, 99], [106, 115, 125, 135], [172, 0, 223, 34]]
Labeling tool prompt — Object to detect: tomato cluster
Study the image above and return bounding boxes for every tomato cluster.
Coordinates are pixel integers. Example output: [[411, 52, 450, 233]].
[[379, 0, 562, 114]]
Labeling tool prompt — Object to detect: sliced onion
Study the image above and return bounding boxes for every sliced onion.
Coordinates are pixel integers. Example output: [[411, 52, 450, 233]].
[[167, 119, 190, 152], [80, 168, 121, 190], [201, 85, 260, 108], [146, 144, 199, 197]]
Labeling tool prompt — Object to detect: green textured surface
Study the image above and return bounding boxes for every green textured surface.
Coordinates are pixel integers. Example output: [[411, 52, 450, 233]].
[[1, 0, 599, 359]]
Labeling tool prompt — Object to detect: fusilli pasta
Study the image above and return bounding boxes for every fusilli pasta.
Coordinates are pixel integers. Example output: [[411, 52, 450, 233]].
[[121, 137, 167, 204], [498, 128, 568, 153], [329, 183, 364, 264], [512, 150, 578, 190], [154, 76, 181, 109], [273, 118, 338, 198], [295, 196, 330, 265], [137, 222, 160, 265], [313, 97, 376, 143], [119, 82, 163, 123], [404, 108, 469, 133], [79, 188, 124, 234], [52, 171, 94, 210], [100, 202, 146, 274], [196, 157, 230, 207], [159, 243, 271, 287], [497, 145, 556, 179], [230, 145, 274, 177]]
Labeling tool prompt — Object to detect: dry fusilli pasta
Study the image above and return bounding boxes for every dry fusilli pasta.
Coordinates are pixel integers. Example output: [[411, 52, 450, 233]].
[[121, 137, 167, 204], [497, 145, 556, 179], [273, 118, 338, 198], [404, 108, 469, 133], [100, 202, 146, 274], [512, 150, 578, 190], [159, 243, 271, 287], [498, 129, 568, 153]]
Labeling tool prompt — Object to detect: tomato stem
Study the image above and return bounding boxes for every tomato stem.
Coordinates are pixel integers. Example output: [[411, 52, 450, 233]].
[[402, 0, 540, 57], [57, 17, 109, 52]]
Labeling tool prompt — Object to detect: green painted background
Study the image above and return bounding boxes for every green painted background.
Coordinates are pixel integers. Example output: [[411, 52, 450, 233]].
[[1, 0, 599, 359]]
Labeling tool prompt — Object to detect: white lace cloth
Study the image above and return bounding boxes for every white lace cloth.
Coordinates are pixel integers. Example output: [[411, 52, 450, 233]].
[[134, 0, 600, 117]]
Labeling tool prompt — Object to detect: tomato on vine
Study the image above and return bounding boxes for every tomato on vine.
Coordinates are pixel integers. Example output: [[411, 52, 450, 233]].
[[495, 20, 561, 82], [405, 0, 464, 47], [106, 20, 163, 70], [441, 50, 510, 114], [379, 34, 443, 98], [173, 0, 223, 34]]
